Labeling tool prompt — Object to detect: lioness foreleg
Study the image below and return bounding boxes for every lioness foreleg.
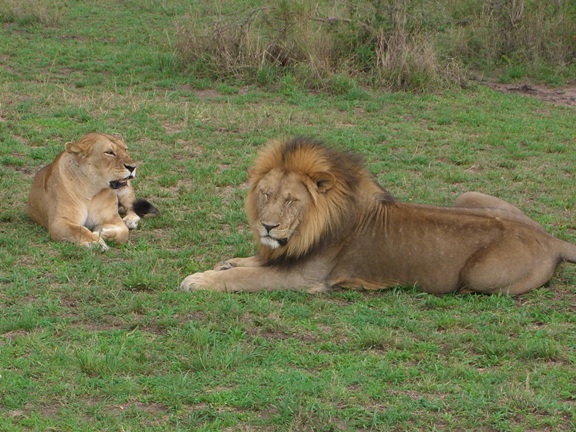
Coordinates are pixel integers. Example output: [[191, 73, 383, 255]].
[[93, 222, 129, 244], [180, 266, 329, 293], [116, 184, 141, 229], [50, 219, 109, 251]]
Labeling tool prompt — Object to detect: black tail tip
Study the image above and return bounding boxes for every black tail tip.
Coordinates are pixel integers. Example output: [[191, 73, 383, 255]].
[[133, 199, 160, 218]]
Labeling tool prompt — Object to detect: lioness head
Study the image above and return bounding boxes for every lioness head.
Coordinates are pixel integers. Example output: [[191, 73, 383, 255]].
[[65, 133, 137, 190], [246, 137, 370, 262]]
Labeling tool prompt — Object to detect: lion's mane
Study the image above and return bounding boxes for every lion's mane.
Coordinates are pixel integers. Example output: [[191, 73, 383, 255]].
[[245, 137, 394, 264]]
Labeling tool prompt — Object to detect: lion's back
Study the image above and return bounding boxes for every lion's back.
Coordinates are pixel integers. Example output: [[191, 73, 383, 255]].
[[28, 162, 56, 228]]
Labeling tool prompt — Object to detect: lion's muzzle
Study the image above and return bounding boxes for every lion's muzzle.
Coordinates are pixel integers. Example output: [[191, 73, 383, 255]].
[[110, 164, 136, 189], [260, 235, 288, 249]]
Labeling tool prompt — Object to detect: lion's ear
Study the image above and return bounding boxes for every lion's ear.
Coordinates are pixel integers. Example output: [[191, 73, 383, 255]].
[[311, 172, 335, 194], [65, 140, 86, 154]]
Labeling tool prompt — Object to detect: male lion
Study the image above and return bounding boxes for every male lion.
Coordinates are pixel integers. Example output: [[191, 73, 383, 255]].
[[180, 137, 576, 295], [28, 132, 159, 250]]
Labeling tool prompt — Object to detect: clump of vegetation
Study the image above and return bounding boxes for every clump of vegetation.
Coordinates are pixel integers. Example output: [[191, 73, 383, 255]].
[[0, 0, 65, 26], [175, 0, 576, 92], [442, 0, 576, 84]]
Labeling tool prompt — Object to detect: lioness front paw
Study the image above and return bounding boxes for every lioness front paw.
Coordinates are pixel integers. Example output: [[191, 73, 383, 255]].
[[82, 237, 109, 252], [123, 214, 141, 230], [180, 271, 219, 291]]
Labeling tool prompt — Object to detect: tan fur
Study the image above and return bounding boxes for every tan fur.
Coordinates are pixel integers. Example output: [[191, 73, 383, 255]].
[[181, 137, 576, 295], [28, 133, 143, 250]]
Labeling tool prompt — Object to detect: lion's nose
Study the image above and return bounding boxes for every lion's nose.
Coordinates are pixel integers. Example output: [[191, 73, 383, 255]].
[[262, 223, 279, 233], [124, 163, 136, 173]]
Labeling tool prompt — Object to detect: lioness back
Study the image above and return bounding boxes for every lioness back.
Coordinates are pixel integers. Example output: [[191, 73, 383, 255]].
[[28, 160, 59, 228]]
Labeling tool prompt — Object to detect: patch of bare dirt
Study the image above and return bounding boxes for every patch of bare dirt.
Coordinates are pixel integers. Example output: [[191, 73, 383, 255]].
[[485, 82, 576, 107]]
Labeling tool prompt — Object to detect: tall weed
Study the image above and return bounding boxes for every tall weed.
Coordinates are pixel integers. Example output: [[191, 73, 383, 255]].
[[443, 0, 576, 73], [0, 0, 65, 26], [175, 0, 464, 92], [175, 0, 576, 91]]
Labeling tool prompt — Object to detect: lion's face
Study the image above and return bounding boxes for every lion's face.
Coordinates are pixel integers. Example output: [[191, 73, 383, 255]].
[[252, 168, 314, 250], [245, 138, 365, 262], [65, 133, 137, 190]]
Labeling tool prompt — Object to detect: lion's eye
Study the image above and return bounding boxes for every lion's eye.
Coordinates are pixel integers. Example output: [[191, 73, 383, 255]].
[[262, 192, 269, 201], [105, 150, 116, 156]]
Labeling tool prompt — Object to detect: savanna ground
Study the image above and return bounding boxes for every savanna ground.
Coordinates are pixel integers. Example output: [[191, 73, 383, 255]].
[[1, 1, 575, 431]]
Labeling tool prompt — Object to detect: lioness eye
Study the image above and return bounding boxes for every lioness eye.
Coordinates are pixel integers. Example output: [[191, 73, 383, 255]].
[[105, 150, 116, 156]]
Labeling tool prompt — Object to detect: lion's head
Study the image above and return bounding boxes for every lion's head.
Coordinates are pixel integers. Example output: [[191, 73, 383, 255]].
[[246, 137, 392, 263], [65, 132, 137, 190]]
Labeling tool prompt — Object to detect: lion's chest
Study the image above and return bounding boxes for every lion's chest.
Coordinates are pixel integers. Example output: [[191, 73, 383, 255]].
[[83, 189, 119, 229]]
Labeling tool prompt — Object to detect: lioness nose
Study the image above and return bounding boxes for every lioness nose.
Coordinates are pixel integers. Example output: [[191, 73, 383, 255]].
[[262, 223, 279, 233], [125, 163, 136, 173]]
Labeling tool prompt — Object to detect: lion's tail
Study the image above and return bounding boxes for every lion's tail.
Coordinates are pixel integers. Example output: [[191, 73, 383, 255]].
[[558, 239, 576, 264], [133, 199, 160, 218]]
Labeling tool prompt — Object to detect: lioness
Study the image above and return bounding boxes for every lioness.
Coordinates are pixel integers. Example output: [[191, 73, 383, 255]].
[[28, 133, 159, 250], [181, 137, 576, 295]]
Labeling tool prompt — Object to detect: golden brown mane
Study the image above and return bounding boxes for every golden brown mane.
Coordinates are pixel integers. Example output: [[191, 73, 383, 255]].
[[246, 137, 394, 264]]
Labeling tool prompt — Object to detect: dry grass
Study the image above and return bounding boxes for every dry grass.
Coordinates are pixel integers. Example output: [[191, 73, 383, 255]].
[[442, 0, 576, 72], [0, 0, 65, 26], [175, 0, 576, 91], [175, 1, 466, 92]]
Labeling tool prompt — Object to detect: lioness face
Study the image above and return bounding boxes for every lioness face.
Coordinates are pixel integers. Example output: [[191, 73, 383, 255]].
[[66, 133, 137, 190], [253, 168, 312, 249]]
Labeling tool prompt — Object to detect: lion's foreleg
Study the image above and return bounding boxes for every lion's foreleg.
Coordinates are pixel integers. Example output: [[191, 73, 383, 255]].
[[116, 184, 141, 229], [180, 267, 329, 293], [93, 222, 129, 244], [214, 255, 264, 270], [50, 220, 109, 251]]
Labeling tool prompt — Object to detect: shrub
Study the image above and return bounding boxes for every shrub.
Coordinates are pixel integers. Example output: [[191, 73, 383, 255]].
[[175, 0, 576, 92], [0, 0, 65, 26]]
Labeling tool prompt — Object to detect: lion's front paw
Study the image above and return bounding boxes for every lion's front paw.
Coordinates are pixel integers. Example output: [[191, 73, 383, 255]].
[[214, 261, 234, 271], [123, 214, 141, 230], [82, 237, 109, 252], [180, 271, 219, 291]]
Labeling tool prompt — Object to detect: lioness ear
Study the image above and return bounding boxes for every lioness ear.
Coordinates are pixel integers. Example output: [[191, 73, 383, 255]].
[[65, 135, 93, 155], [311, 172, 335, 194], [65, 141, 84, 154]]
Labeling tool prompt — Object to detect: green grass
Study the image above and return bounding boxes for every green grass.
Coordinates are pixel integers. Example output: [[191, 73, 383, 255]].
[[1, 1, 575, 431]]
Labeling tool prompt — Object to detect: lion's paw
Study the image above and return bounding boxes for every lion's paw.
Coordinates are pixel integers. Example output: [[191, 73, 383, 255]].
[[214, 261, 234, 271], [180, 271, 217, 291], [83, 237, 109, 252], [123, 214, 141, 230]]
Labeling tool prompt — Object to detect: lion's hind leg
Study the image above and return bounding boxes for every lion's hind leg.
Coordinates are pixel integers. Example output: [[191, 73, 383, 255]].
[[454, 192, 543, 230], [460, 236, 556, 295]]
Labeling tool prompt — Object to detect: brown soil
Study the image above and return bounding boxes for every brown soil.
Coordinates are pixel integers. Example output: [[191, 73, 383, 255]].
[[485, 82, 576, 107]]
